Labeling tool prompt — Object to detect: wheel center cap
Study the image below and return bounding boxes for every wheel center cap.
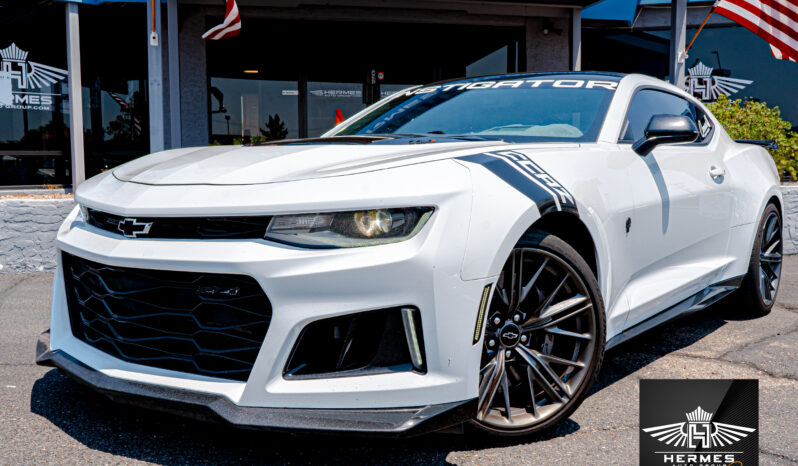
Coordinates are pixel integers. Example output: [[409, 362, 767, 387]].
[[499, 323, 522, 348]]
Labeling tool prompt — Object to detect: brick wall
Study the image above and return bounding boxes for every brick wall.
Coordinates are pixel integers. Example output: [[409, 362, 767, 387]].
[[0, 199, 74, 273], [782, 186, 798, 254]]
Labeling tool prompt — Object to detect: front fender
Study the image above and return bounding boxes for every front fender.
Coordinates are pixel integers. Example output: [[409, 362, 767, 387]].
[[454, 149, 625, 321], [457, 157, 542, 280]]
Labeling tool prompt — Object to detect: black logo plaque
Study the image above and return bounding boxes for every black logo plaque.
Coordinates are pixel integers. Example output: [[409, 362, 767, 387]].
[[640, 379, 758, 466]]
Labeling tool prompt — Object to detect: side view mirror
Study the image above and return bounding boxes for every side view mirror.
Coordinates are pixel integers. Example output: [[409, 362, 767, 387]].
[[632, 115, 699, 156]]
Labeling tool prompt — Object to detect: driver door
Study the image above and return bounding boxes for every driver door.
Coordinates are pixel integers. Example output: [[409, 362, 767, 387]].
[[621, 88, 734, 328]]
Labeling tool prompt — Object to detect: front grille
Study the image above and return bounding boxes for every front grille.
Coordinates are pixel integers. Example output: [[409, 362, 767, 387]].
[[85, 208, 272, 239], [62, 253, 272, 381]]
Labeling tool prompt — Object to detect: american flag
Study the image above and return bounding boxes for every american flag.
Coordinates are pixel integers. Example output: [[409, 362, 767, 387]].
[[202, 0, 241, 40], [714, 0, 798, 62], [107, 91, 142, 137]]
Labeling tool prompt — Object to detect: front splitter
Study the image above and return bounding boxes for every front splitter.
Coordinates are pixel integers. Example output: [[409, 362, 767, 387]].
[[35, 331, 476, 436]]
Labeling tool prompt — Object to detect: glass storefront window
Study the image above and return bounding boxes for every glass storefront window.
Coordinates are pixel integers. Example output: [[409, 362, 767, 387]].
[[206, 18, 521, 141], [307, 82, 366, 137], [210, 78, 299, 144], [466, 46, 509, 77], [307, 83, 417, 137], [0, 5, 70, 187], [0, 80, 69, 186], [2, 3, 152, 186], [82, 79, 148, 176], [79, 4, 149, 179]]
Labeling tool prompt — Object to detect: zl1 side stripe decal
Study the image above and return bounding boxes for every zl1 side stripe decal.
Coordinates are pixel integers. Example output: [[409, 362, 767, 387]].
[[459, 150, 577, 215]]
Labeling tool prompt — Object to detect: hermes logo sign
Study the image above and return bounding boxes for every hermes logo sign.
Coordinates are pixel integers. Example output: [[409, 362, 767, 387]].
[[683, 61, 753, 101], [639, 379, 759, 466], [643, 406, 755, 449], [0, 43, 67, 111]]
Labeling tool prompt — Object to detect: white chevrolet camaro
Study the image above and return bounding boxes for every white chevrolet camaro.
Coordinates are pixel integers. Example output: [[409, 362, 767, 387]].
[[37, 72, 783, 437]]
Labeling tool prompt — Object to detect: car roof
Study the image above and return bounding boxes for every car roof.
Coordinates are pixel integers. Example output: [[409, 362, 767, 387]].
[[425, 71, 626, 87]]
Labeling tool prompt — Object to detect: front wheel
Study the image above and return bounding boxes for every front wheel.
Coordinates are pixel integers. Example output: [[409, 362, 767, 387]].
[[736, 203, 783, 317], [470, 229, 606, 437]]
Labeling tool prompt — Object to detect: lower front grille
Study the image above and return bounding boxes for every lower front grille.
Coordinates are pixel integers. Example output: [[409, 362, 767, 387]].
[[62, 252, 272, 381]]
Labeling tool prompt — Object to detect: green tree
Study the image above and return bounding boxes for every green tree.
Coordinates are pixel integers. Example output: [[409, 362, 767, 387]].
[[260, 113, 289, 141], [705, 94, 798, 180]]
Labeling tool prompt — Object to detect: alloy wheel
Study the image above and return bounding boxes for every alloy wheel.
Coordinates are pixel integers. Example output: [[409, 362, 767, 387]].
[[476, 247, 597, 431], [759, 210, 783, 306]]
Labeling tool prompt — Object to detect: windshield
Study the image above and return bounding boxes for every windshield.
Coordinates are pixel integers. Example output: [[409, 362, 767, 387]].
[[332, 76, 618, 143]]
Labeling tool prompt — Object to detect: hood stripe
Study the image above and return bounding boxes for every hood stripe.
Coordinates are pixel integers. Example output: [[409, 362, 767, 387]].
[[459, 150, 577, 216]]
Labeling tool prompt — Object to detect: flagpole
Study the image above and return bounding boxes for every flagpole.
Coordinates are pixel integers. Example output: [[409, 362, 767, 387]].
[[685, 8, 714, 53]]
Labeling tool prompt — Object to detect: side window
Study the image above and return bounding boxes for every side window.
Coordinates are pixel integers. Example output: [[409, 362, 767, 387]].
[[619, 89, 710, 143]]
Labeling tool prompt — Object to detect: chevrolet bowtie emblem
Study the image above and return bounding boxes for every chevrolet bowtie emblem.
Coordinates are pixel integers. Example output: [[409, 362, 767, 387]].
[[502, 331, 518, 340], [117, 218, 153, 238]]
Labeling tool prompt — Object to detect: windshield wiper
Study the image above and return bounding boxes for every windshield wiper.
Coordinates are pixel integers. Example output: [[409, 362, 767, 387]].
[[443, 135, 500, 142], [380, 133, 502, 142], [250, 135, 394, 146]]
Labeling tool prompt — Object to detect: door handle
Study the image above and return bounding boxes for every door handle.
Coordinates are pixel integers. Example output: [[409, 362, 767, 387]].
[[709, 165, 726, 179]]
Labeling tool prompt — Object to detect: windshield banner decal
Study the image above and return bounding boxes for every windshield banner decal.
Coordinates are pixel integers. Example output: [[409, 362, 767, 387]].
[[407, 80, 617, 96]]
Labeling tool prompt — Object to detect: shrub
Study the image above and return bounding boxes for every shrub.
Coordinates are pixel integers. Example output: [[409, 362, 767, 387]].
[[705, 94, 798, 181]]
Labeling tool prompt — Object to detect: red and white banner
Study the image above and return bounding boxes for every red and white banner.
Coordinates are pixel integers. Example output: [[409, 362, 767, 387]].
[[202, 0, 241, 40], [714, 0, 798, 62]]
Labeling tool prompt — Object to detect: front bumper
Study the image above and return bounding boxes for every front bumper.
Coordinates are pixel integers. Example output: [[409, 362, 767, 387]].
[[36, 331, 476, 435], [45, 161, 494, 432]]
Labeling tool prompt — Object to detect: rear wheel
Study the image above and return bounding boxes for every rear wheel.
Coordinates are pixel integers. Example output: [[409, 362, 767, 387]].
[[737, 203, 783, 317], [470, 230, 605, 436]]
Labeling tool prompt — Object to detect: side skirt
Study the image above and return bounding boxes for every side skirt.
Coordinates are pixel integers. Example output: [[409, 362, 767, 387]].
[[606, 276, 744, 350]]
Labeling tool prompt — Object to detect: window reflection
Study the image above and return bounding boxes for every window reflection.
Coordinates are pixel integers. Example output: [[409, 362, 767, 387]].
[[308, 82, 366, 137], [0, 79, 69, 186], [82, 79, 149, 177], [308, 82, 414, 137], [466, 46, 509, 77], [0, 5, 70, 187], [210, 78, 298, 144]]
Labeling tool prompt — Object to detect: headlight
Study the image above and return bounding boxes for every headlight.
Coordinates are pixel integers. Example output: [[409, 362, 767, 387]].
[[264, 207, 434, 248]]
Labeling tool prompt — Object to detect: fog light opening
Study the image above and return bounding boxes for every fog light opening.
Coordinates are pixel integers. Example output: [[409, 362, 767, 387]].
[[283, 307, 426, 378]]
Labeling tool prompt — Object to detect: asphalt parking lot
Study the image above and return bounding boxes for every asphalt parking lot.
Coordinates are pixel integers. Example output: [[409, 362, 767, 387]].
[[1, 260, 797, 465]]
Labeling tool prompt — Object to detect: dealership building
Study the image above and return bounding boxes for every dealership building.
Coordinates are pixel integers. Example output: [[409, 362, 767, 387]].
[[1, 0, 796, 189]]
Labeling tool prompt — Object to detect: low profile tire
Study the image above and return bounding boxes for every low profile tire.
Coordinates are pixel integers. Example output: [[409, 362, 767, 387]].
[[470, 229, 606, 437], [736, 203, 783, 317]]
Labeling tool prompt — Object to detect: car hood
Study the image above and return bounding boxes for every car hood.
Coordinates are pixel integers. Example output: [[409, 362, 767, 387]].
[[112, 142, 510, 186]]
